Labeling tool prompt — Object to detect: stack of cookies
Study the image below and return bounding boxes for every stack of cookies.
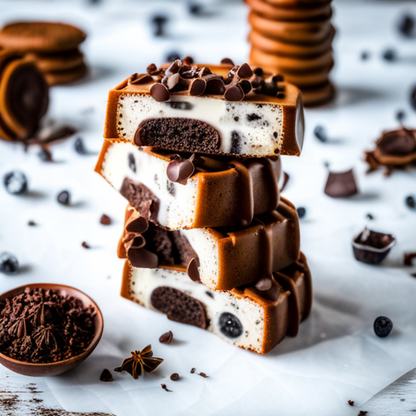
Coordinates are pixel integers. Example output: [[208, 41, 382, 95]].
[[0, 22, 87, 86], [0, 50, 49, 141], [95, 59, 312, 354], [247, 0, 335, 106]]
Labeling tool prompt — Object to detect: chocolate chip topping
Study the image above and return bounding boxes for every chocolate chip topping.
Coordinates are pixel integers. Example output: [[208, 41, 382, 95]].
[[130, 59, 283, 102], [187, 257, 201, 283], [127, 241, 159, 269], [167, 154, 195, 185], [150, 286, 207, 328]]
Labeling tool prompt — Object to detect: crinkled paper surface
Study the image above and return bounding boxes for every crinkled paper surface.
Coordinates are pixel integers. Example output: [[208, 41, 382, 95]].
[[1, 1, 416, 415]]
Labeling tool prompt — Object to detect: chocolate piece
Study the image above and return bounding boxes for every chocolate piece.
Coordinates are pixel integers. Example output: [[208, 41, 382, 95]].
[[74, 137, 87, 154], [170, 373, 179, 381], [28, 220, 36, 226], [374, 316, 393, 338], [150, 286, 207, 328], [190, 368, 196, 373], [129, 73, 154, 85], [166, 154, 195, 185], [121, 252, 312, 354], [118, 196, 300, 290], [100, 369, 113, 382], [57, 190, 70, 205], [82, 241, 90, 249], [297, 207, 306, 219], [404, 252, 416, 266], [127, 238, 158, 269], [221, 58, 234, 66], [3, 171, 27, 195], [97, 140, 283, 229], [198, 372, 208, 378], [100, 214, 111, 225], [382, 48, 396, 61], [159, 330, 173, 344], [405, 195, 416, 209], [352, 228, 396, 265], [324, 169, 358, 198], [135, 118, 221, 153], [0, 252, 19, 275], [314, 125, 328, 142], [364, 127, 416, 175], [348, 400, 354, 406], [104, 62, 304, 157], [114, 345, 163, 379], [161, 383, 172, 392]]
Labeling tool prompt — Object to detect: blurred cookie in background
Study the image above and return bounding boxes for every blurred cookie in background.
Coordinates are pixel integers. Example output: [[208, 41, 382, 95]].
[[0, 21, 87, 86]]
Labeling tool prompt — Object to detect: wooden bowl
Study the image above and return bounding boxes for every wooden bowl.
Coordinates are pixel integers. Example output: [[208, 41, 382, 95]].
[[0, 283, 104, 377]]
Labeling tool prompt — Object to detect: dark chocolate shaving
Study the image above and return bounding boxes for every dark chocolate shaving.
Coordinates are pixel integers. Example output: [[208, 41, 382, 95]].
[[167, 154, 195, 185], [129, 73, 154, 85], [150, 83, 170, 102], [187, 257, 201, 283], [127, 242, 158, 269], [324, 169, 358, 198]]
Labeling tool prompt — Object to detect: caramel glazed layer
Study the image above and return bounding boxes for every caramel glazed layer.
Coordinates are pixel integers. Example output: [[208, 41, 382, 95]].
[[96, 141, 284, 229], [103, 59, 305, 157], [118, 193, 300, 290], [121, 252, 312, 354]]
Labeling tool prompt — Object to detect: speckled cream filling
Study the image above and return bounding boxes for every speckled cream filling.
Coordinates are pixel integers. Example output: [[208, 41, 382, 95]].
[[117, 94, 283, 156]]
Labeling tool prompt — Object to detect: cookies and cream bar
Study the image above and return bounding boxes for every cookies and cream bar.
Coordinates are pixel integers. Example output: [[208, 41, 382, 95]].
[[118, 196, 300, 290], [104, 60, 304, 157], [120, 252, 312, 354], [95, 139, 283, 229]]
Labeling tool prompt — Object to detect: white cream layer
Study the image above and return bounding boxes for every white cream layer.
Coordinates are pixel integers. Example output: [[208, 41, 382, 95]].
[[117, 94, 283, 156], [129, 266, 265, 352], [101, 141, 198, 229]]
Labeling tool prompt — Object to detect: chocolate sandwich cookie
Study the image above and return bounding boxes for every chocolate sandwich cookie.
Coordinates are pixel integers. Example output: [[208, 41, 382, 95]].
[[120, 252, 312, 354], [27, 49, 84, 72], [250, 47, 333, 73], [246, 0, 332, 22], [118, 196, 300, 290], [96, 139, 284, 229], [104, 61, 304, 157], [0, 22, 86, 53], [364, 127, 416, 175], [0, 52, 49, 141], [248, 12, 333, 44], [249, 27, 334, 57], [44, 62, 87, 86]]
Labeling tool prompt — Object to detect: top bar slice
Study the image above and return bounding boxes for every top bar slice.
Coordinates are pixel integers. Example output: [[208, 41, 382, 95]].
[[104, 60, 304, 157]]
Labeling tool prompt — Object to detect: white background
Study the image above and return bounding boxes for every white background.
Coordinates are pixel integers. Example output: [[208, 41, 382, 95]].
[[1, 1, 416, 415]]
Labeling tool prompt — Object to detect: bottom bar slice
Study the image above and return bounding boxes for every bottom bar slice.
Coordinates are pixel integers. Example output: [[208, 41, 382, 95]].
[[121, 253, 312, 354]]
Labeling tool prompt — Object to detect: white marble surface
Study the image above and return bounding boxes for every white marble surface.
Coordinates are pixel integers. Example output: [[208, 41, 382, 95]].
[[1, 1, 416, 415]]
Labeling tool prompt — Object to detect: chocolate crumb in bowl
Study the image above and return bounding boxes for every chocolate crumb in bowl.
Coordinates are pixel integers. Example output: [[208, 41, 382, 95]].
[[0, 283, 103, 376], [352, 227, 396, 265], [159, 330, 173, 344], [57, 190, 71, 205], [170, 373, 179, 381], [100, 214, 111, 225], [374, 316, 393, 338], [114, 345, 163, 379], [324, 169, 358, 198], [3, 171, 28, 195], [0, 252, 19, 275], [100, 369, 113, 382]]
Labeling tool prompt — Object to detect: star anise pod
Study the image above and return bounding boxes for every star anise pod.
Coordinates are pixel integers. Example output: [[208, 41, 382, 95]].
[[114, 345, 163, 379]]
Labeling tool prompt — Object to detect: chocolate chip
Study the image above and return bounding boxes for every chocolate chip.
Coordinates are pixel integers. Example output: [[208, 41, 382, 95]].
[[128, 153, 136, 173], [150, 83, 170, 102], [297, 207, 306, 219], [57, 190, 70, 205], [166, 60, 182, 76], [221, 58, 234, 66], [166, 52, 181, 62], [205, 77, 225, 94], [100, 214, 111, 225], [224, 85, 244, 102], [406, 195, 416, 208], [348, 400, 354, 406], [239, 80, 252, 94], [253, 67, 263, 76], [237, 63, 253, 78], [190, 368, 196, 373], [100, 369, 113, 382], [152, 15, 167, 37], [324, 169, 358, 198], [398, 14, 414, 37], [382, 48, 396, 61], [255, 277, 272, 291], [187, 257, 201, 282], [37, 147, 52, 162], [0, 252, 19, 275], [82, 241, 90, 249], [74, 137, 87, 154], [28, 220, 36, 226], [182, 56, 194, 65], [170, 373, 180, 381], [314, 125, 328, 142], [167, 155, 195, 185], [198, 372, 208, 378], [366, 213, 374, 220], [3, 171, 28, 195], [159, 330, 173, 344], [189, 78, 206, 96], [374, 316, 393, 338]]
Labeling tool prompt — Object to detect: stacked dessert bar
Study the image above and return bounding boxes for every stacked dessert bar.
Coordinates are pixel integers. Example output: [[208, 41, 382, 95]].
[[95, 59, 312, 354]]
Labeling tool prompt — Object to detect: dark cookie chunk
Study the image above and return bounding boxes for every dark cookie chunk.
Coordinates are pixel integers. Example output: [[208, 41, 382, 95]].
[[170, 231, 198, 265], [144, 224, 175, 265], [150, 286, 207, 328], [135, 118, 221, 153], [120, 178, 160, 221]]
